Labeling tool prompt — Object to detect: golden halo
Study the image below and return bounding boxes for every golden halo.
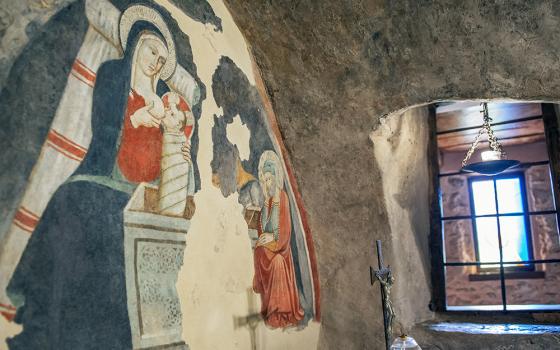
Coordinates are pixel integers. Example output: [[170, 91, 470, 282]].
[[119, 5, 177, 80]]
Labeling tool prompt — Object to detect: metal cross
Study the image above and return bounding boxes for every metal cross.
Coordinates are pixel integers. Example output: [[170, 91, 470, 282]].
[[370, 240, 395, 350]]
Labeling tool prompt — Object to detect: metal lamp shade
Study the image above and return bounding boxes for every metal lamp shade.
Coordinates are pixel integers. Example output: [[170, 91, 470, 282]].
[[461, 159, 520, 176], [460, 103, 520, 176]]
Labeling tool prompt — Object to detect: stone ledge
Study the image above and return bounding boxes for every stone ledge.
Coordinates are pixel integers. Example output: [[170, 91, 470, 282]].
[[427, 322, 560, 335], [411, 322, 560, 350]]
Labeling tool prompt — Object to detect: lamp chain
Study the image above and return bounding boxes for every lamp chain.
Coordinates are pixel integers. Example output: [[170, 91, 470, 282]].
[[461, 103, 506, 167]]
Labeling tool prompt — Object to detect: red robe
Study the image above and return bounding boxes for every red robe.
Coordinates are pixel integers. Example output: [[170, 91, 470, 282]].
[[116, 89, 193, 183], [253, 190, 304, 328]]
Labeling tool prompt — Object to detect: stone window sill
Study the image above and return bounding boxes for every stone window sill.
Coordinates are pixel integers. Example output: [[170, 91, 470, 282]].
[[427, 322, 560, 335], [468, 270, 545, 282]]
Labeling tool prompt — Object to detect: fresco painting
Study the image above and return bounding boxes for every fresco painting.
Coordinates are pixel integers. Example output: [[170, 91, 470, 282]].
[[0, 0, 320, 348], [0, 1, 202, 348], [211, 57, 320, 329], [253, 150, 305, 328]]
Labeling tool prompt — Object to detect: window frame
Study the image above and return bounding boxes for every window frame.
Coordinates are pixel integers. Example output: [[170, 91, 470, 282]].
[[467, 172, 535, 274], [429, 103, 560, 313]]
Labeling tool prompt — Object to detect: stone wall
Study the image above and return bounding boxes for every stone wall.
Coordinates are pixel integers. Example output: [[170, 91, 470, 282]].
[[221, 1, 560, 347], [370, 106, 434, 331]]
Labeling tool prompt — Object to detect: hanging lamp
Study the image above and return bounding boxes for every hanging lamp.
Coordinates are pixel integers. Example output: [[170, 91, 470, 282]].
[[460, 102, 520, 175]]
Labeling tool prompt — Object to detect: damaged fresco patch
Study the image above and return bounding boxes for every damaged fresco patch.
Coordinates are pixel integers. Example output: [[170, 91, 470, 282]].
[[211, 56, 320, 329]]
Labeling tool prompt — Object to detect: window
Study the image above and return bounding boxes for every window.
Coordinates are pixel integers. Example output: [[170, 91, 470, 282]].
[[432, 102, 560, 312], [469, 173, 533, 271]]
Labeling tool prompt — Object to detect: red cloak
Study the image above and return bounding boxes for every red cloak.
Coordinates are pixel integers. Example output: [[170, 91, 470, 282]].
[[116, 90, 193, 183], [253, 190, 304, 328]]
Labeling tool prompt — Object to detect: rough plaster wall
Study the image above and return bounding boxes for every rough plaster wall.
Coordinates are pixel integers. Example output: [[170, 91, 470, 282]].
[[371, 107, 433, 332], [0, 0, 321, 349], [220, 1, 560, 348]]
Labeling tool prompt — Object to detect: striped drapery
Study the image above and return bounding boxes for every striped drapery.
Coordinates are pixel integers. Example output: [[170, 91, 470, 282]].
[[0, 0, 200, 320]]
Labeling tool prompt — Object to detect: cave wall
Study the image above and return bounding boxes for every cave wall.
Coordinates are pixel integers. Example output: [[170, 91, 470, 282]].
[[221, 1, 560, 349], [370, 106, 433, 332]]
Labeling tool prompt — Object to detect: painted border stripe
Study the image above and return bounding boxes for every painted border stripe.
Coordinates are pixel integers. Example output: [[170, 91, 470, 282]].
[[74, 59, 95, 76], [14, 207, 39, 232], [14, 220, 33, 233], [70, 71, 94, 88], [47, 130, 87, 160], [46, 141, 82, 162], [1, 310, 15, 322], [71, 59, 96, 87], [0, 302, 16, 311], [50, 129, 88, 153], [19, 206, 39, 221]]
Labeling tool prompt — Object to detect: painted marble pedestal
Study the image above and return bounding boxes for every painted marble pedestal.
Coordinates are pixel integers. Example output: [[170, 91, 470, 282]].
[[124, 183, 189, 350]]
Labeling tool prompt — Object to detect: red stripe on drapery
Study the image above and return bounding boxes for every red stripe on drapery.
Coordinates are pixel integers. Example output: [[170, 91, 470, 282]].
[[50, 129, 87, 153], [19, 206, 39, 220], [0, 301, 16, 321], [46, 130, 87, 160], [14, 207, 39, 232], [13, 220, 33, 233], [0, 302, 16, 310], [75, 59, 95, 76], [71, 71, 94, 88], [1, 310, 15, 322], [71, 59, 96, 87], [46, 141, 82, 162]]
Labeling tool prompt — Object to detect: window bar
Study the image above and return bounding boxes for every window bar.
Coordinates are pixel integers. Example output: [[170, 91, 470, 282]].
[[541, 105, 560, 239], [444, 258, 560, 267], [436, 115, 544, 135], [442, 209, 558, 221], [492, 179, 508, 312], [439, 160, 550, 177]]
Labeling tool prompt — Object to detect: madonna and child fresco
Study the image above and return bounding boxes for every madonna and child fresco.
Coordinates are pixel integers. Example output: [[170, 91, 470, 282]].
[[0, 0, 319, 348]]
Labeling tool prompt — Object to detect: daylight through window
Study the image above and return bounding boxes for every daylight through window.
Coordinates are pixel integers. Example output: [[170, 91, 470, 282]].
[[435, 102, 560, 312]]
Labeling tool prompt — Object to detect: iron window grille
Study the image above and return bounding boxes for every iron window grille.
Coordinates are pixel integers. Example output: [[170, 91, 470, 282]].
[[432, 105, 560, 312]]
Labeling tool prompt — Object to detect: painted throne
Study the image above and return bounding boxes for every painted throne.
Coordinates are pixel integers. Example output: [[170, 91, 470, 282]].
[[124, 183, 190, 350]]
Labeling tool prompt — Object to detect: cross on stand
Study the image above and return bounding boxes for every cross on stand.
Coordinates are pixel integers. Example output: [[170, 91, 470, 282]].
[[370, 240, 395, 350]]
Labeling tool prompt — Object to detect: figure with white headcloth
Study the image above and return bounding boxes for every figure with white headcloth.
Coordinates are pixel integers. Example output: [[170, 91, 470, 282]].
[[252, 150, 304, 328]]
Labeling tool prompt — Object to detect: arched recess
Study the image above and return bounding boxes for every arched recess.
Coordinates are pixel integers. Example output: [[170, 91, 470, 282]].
[[368, 99, 560, 347]]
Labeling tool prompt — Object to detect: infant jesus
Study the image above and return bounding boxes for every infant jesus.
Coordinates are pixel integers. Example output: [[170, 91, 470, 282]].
[[158, 91, 195, 217]]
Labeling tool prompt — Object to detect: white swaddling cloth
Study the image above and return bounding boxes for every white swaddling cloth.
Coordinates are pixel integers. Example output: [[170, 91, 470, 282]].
[[158, 92, 194, 216]]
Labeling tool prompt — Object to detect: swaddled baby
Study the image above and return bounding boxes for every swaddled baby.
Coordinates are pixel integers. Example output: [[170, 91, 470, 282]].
[[158, 91, 195, 216]]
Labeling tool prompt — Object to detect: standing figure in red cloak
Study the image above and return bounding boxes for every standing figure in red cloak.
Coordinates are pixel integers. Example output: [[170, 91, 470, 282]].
[[253, 150, 304, 328]]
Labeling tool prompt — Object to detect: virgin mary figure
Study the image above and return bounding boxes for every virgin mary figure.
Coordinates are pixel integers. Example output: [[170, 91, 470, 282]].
[[5, 6, 193, 349]]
